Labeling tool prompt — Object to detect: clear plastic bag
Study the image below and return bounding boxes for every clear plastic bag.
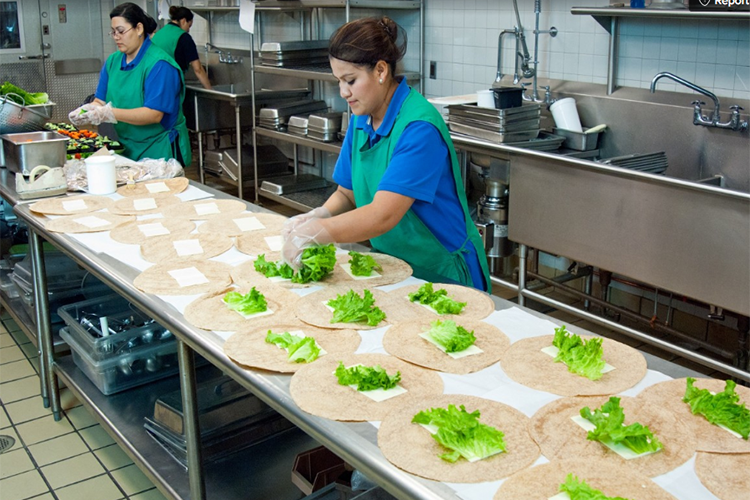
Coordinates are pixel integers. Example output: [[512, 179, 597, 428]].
[[63, 153, 184, 193]]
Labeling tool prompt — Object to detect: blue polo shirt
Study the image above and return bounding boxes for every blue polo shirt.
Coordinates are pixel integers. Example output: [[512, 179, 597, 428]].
[[333, 78, 485, 290], [95, 38, 181, 141]]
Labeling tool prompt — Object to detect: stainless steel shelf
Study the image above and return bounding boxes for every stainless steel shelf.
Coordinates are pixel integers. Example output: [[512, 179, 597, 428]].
[[254, 64, 422, 85], [256, 127, 343, 154], [259, 184, 335, 212], [193, 0, 420, 12], [572, 6, 750, 32], [54, 356, 319, 500], [0, 286, 68, 353]]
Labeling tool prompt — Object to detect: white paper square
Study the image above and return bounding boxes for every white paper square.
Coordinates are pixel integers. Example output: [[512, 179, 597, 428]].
[[168, 267, 209, 287], [234, 217, 265, 232], [173, 239, 204, 256], [63, 199, 88, 211], [194, 202, 220, 215], [133, 198, 158, 211], [74, 216, 110, 228], [138, 222, 170, 237], [264, 235, 283, 251], [145, 182, 170, 193]]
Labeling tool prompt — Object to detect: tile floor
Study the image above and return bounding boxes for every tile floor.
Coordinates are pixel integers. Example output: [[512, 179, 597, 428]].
[[0, 310, 166, 500]]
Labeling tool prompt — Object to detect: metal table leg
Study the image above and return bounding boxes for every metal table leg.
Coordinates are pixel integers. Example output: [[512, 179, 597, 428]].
[[235, 105, 243, 200], [177, 340, 205, 500], [196, 94, 205, 184], [517, 243, 528, 308], [29, 230, 61, 419]]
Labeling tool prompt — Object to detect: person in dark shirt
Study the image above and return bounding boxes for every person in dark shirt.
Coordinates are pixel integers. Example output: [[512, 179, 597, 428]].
[[151, 6, 211, 89]]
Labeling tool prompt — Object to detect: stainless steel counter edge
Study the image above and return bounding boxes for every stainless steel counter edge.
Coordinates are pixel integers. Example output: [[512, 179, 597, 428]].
[[11, 187, 458, 500]]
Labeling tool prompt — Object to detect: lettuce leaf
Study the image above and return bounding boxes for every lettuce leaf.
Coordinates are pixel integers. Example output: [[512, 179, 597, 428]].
[[265, 330, 321, 363], [408, 282, 466, 314], [580, 397, 663, 454], [552, 325, 606, 381], [426, 319, 476, 353], [254, 254, 294, 279], [412, 404, 506, 463], [348, 251, 382, 276], [683, 377, 750, 439], [223, 288, 267, 315], [327, 289, 386, 326], [334, 362, 400, 391], [559, 473, 630, 500], [1, 81, 49, 105]]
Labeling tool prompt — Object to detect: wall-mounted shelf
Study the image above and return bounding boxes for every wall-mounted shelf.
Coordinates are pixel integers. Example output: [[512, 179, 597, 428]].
[[256, 127, 343, 154], [254, 64, 421, 85], [192, 0, 420, 12], [572, 6, 750, 32]]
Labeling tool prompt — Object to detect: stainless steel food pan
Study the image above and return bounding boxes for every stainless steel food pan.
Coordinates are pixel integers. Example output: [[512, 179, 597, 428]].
[[258, 100, 327, 120], [0, 131, 68, 174], [260, 40, 328, 53], [448, 122, 539, 143], [448, 115, 541, 133], [308, 113, 342, 132], [288, 115, 310, 130], [552, 127, 603, 151]]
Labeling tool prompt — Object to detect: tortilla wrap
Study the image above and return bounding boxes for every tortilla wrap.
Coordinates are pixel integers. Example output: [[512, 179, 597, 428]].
[[377, 394, 539, 482], [235, 228, 287, 257], [30, 195, 112, 215], [289, 353, 444, 421], [116, 177, 189, 197], [229, 255, 287, 288], [223, 323, 361, 373], [382, 317, 510, 374], [500, 334, 647, 396], [529, 395, 695, 477], [294, 286, 397, 330], [45, 212, 134, 233], [160, 199, 246, 220], [184, 284, 299, 332], [387, 283, 495, 322], [139, 233, 233, 263], [109, 218, 196, 245], [133, 260, 232, 295], [694, 451, 750, 500], [326, 252, 413, 288], [635, 377, 750, 454], [197, 212, 287, 237], [493, 458, 679, 500], [109, 194, 181, 215]]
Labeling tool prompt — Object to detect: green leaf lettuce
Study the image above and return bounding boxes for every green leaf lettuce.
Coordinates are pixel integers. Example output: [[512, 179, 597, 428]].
[[683, 377, 749, 439], [559, 474, 630, 500], [552, 325, 606, 381], [426, 319, 476, 353], [348, 251, 382, 276], [1, 81, 49, 105], [334, 362, 400, 391], [223, 288, 268, 316], [265, 330, 321, 363], [408, 283, 466, 314], [580, 397, 662, 455], [327, 289, 386, 326]]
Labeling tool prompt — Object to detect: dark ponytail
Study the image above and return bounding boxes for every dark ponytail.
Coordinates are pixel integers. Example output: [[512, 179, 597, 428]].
[[328, 17, 407, 76], [169, 6, 194, 23], [110, 2, 158, 35]]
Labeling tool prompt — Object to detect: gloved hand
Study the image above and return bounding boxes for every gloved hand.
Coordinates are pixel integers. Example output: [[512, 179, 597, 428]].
[[68, 102, 117, 126], [281, 206, 331, 239], [282, 218, 334, 271]]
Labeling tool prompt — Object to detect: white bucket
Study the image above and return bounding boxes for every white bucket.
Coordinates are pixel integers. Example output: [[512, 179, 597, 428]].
[[476, 89, 495, 108], [85, 155, 116, 195], [550, 97, 583, 133]]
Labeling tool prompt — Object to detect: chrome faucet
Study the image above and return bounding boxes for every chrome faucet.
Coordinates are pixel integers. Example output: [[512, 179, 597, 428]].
[[650, 72, 748, 132], [205, 43, 242, 64]]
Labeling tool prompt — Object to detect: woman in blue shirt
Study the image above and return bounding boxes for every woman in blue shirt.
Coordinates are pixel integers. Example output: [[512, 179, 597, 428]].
[[282, 17, 490, 291]]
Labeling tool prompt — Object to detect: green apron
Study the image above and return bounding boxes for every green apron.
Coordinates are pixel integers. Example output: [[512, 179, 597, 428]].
[[150, 23, 185, 70], [104, 43, 191, 166], [350, 89, 491, 291]]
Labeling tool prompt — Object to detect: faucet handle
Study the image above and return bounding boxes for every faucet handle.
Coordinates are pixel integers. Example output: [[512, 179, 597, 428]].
[[729, 105, 744, 112], [691, 100, 705, 107]]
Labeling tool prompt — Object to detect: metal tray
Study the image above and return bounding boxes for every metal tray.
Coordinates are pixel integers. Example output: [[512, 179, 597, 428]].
[[288, 115, 309, 130], [308, 113, 342, 132], [260, 40, 328, 53], [503, 132, 566, 151], [448, 115, 541, 133], [0, 95, 55, 134], [447, 102, 541, 119], [258, 100, 328, 120], [552, 127, 602, 151], [448, 122, 539, 143]]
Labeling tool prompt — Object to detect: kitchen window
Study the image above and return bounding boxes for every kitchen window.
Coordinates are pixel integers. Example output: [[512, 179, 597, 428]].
[[0, 1, 24, 53]]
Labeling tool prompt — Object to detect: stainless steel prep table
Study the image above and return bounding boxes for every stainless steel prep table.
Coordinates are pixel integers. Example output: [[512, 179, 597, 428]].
[[10, 179, 709, 500]]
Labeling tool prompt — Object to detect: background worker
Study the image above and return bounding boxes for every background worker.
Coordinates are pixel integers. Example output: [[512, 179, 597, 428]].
[[151, 6, 212, 90]]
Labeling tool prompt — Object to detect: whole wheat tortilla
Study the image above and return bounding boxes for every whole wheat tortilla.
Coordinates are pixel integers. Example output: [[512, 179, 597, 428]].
[[529, 395, 695, 477], [235, 229, 286, 257], [289, 353, 444, 421], [500, 334, 647, 396], [382, 317, 510, 374], [109, 194, 182, 215], [116, 177, 189, 197], [109, 218, 196, 245], [388, 283, 495, 322], [184, 284, 300, 332], [160, 199, 246, 220], [139, 233, 233, 263], [223, 323, 361, 373], [635, 377, 750, 454], [694, 451, 750, 500], [294, 286, 397, 330], [230, 255, 285, 288], [493, 458, 678, 500], [326, 252, 413, 288], [30, 195, 113, 215], [197, 212, 287, 237], [377, 394, 539, 482], [133, 260, 232, 295], [45, 213, 135, 233]]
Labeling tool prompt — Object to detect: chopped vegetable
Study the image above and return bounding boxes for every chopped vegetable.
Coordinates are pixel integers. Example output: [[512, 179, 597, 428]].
[[222, 288, 268, 316], [1, 81, 49, 105], [552, 325, 606, 381], [412, 404, 506, 463], [348, 251, 382, 276], [426, 319, 476, 353], [254, 254, 294, 279], [559, 474, 630, 500], [683, 377, 749, 439], [265, 330, 321, 363], [408, 283, 466, 314], [335, 362, 400, 391], [580, 397, 663, 455], [327, 289, 386, 326]]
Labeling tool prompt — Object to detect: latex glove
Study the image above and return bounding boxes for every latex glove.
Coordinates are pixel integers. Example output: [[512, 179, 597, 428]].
[[281, 206, 331, 239], [282, 218, 334, 271], [68, 102, 117, 126]]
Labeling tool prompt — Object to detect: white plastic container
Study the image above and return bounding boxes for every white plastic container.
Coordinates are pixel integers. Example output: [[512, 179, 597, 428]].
[[85, 155, 116, 195], [549, 97, 583, 133], [476, 89, 495, 108]]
